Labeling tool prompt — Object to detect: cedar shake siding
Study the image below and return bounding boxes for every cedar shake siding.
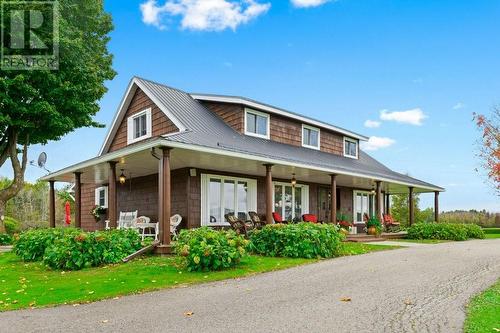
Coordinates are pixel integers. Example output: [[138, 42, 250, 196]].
[[200, 100, 353, 157], [81, 183, 100, 231], [107, 88, 179, 153]]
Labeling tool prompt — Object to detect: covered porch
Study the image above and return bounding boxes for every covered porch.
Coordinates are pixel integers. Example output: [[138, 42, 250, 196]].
[[41, 139, 443, 252]]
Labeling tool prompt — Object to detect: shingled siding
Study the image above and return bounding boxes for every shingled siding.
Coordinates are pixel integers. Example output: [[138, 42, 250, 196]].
[[81, 183, 102, 231], [200, 101, 244, 133], [107, 88, 179, 153], [321, 130, 345, 156]]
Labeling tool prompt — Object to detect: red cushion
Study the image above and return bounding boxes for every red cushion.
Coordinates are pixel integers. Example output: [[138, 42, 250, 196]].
[[272, 212, 283, 223], [302, 214, 318, 223]]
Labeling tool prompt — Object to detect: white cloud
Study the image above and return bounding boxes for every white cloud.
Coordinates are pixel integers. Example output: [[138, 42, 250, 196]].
[[140, 0, 271, 31], [452, 102, 465, 110], [361, 136, 396, 151], [379, 108, 427, 126], [364, 120, 381, 128], [291, 0, 330, 7]]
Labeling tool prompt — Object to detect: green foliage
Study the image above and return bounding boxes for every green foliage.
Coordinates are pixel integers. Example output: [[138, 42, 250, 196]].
[[0, 233, 12, 245], [390, 193, 421, 226], [3, 216, 20, 235], [43, 229, 142, 270], [366, 216, 383, 234], [14, 228, 80, 261], [249, 223, 344, 259], [483, 228, 500, 234], [175, 227, 248, 272], [407, 223, 485, 241], [441, 210, 500, 228]]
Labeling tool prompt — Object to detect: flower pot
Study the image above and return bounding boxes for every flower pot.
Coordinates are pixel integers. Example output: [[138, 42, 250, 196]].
[[367, 226, 377, 236], [340, 228, 349, 236]]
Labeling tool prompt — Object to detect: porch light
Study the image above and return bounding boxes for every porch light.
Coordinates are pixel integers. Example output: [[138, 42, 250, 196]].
[[291, 173, 297, 188], [119, 169, 126, 184], [370, 185, 376, 195]]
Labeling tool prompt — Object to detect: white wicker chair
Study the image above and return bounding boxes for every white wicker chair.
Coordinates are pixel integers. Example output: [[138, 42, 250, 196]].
[[105, 210, 138, 230], [170, 214, 183, 238], [134, 216, 159, 241]]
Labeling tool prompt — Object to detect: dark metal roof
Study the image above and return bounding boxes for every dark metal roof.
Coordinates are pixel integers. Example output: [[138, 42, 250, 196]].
[[136, 77, 444, 191]]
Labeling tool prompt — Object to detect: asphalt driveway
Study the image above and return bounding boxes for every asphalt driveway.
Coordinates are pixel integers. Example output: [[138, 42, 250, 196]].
[[1, 239, 499, 333]]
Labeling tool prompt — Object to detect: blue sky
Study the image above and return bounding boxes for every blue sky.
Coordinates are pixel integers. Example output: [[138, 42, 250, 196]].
[[3, 0, 500, 211]]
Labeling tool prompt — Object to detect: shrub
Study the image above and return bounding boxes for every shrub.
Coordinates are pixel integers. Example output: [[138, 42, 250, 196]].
[[14, 228, 80, 261], [4, 216, 20, 235], [43, 229, 142, 270], [0, 233, 12, 245], [459, 224, 485, 239], [407, 223, 469, 241], [366, 216, 383, 234], [483, 228, 500, 235], [175, 227, 248, 272], [249, 223, 344, 259]]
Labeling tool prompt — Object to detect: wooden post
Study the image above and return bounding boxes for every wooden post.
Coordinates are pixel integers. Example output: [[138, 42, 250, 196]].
[[74, 172, 82, 228], [330, 174, 337, 223], [108, 161, 118, 229], [375, 181, 382, 221], [264, 164, 273, 224], [434, 191, 439, 222], [159, 148, 172, 245], [49, 180, 55, 228], [386, 193, 390, 215], [408, 187, 414, 226]]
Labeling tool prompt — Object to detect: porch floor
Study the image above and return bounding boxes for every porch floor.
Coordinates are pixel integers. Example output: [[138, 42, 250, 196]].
[[345, 231, 407, 243]]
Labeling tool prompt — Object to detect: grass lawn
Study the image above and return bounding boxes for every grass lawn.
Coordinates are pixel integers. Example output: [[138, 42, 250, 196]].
[[0, 242, 398, 311], [464, 279, 500, 333], [484, 233, 500, 239]]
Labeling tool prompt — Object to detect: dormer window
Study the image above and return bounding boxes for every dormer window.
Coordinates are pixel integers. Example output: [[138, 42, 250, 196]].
[[302, 124, 320, 150], [244, 108, 269, 139], [344, 137, 358, 159], [127, 108, 152, 144]]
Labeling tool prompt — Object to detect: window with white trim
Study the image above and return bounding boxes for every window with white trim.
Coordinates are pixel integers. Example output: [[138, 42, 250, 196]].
[[201, 174, 257, 226], [95, 186, 108, 208], [127, 108, 152, 144], [302, 124, 320, 149], [344, 137, 358, 159], [273, 182, 309, 222], [244, 108, 269, 139]]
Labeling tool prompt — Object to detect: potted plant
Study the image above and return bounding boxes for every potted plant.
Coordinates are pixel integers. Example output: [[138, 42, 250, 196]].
[[336, 212, 353, 235], [91, 205, 107, 223], [366, 216, 382, 236]]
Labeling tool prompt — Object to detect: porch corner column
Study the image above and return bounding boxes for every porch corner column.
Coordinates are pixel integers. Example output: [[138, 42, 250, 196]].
[[434, 191, 440, 222], [264, 164, 273, 224], [386, 193, 390, 215], [49, 180, 56, 228], [375, 181, 382, 221], [330, 174, 337, 223], [108, 161, 118, 229], [408, 186, 414, 226], [74, 172, 82, 228], [159, 147, 172, 245]]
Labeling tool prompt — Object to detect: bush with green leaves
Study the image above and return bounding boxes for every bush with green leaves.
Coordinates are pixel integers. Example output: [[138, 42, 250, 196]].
[[0, 233, 12, 245], [249, 223, 344, 259], [366, 216, 383, 234], [13, 228, 81, 261], [4, 216, 20, 235], [458, 223, 485, 239], [407, 223, 472, 241], [43, 229, 143, 270], [175, 227, 248, 272]]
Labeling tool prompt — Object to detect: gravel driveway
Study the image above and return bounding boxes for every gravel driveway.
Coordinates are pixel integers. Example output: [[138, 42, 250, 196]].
[[1, 239, 499, 333]]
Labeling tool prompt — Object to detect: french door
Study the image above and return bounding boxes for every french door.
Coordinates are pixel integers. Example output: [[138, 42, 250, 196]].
[[273, 182, 309, 221], [353, 191, 374, 223]]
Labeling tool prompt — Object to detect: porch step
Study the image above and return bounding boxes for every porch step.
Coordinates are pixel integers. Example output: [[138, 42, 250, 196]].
[[345, 236, 386, 243]]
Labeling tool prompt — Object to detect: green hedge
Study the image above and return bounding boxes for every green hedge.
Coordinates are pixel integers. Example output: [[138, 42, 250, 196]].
[[13, 228, 143, 270], [4, 216, 20, 235], [249, 223, 344, 258], [407, 223, 485, 241], [0, 233, 12, 245], [175, 227, 248, 272], [483, 228, 500, 235]]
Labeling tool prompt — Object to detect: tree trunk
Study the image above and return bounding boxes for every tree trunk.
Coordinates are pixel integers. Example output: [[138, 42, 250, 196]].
[[0, 200, 6, 234]]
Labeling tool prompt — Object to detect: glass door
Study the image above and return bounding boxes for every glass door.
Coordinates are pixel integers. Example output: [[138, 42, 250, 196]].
[[273, 183, 309, 222], [354, 191, 374, 223]]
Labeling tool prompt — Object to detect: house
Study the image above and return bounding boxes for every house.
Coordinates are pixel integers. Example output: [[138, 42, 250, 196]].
[[41, 77, 444, 252]]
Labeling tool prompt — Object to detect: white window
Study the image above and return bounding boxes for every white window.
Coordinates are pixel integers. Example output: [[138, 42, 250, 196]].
[[344, 137, 358, 159], [127, 108, 152, 144], [244, 108, 270, 139], [201, 174, 257, 226], [353, 191, 374, 224], [302, 124, 320, 149], [95, 186, 108, 208], [273, 182, 309, 222]]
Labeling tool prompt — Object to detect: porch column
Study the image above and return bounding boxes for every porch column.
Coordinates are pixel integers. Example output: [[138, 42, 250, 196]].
[[108, 161, 118, 229], [74, 172, 82, 228], [330, 174, 337, 223], [49, 180, 55, 228], [158, 147, 172, 245], [375, 181, 382, 221], [386, 193, 390, 215], [408, 187, 414, 226], [434, 191, 440, 222], [264, 164, 273, 224]]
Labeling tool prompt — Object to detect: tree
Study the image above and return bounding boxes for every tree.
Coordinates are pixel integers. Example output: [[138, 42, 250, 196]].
[[0, 1, 116, 232], [390, 193, 421, 226], [473, 108, 500, 195]]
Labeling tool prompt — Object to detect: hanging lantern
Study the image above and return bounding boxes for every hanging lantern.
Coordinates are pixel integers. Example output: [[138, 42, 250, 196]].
[[119, 169, 126, 184], [370, 184, 376, 195], [291, 173, 297, 188]]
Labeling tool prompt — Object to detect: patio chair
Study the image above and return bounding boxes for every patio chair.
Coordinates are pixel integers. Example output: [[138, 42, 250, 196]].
[[382, 214, 401, 232], [224, 213, 248, 237], [302, 214, 318, 223], [134, 216, 159, 241], [106, 210, 138, 230], [170, 214, 183, 238], [272, 212, 285, 224], [248, 211, 266, 229]]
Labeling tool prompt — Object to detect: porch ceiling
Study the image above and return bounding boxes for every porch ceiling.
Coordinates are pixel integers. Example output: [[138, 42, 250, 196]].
[[45, 146, 436, 194]]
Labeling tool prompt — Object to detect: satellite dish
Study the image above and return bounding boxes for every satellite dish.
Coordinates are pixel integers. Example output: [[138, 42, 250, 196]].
[[38, 152, 47, 168]]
